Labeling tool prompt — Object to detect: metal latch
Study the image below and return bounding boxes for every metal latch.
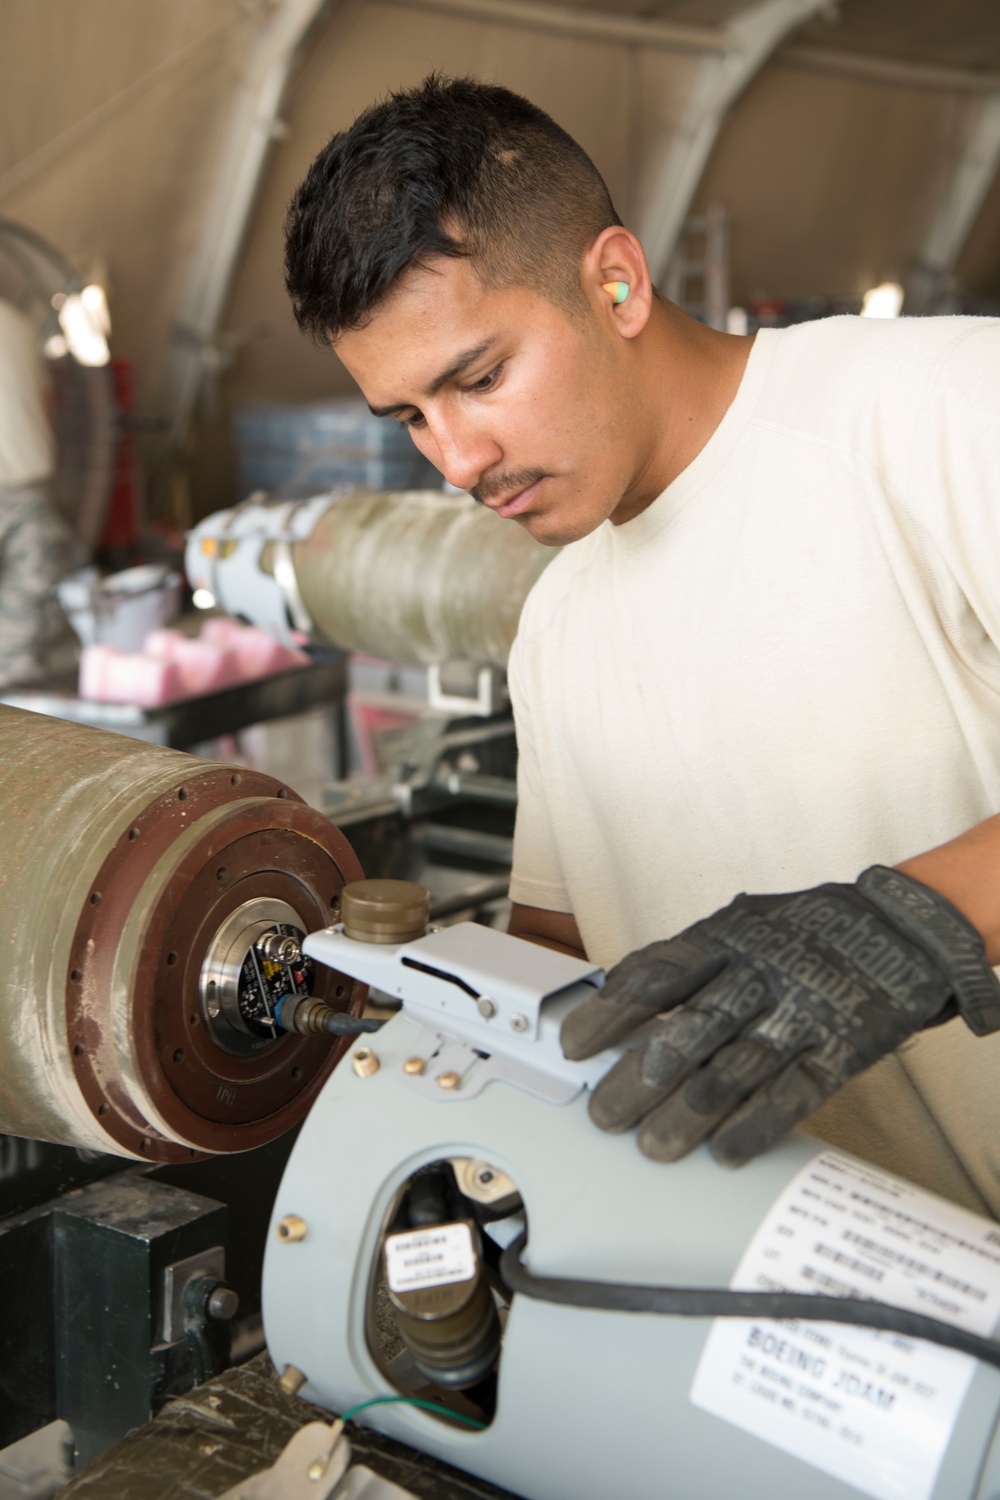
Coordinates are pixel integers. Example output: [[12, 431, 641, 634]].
[[215, 1420, 415, 1499]]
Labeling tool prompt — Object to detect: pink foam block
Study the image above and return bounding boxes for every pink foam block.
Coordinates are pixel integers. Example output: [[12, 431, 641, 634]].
[[227, 626, 308, 679], [79, 644, 184, 707], [200, 617, 244, 648], [167, 639, 241, 696], [81, 620, 309, 708], [144, 628, 187, 660]]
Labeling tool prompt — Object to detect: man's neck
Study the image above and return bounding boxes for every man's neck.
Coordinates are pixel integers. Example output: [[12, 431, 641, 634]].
[[612, 302, 756, 526]]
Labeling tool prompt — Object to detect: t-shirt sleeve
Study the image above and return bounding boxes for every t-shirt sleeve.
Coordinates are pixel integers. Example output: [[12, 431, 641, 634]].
[[907, 322, 1000, 651], [507, 633, 574, 914]]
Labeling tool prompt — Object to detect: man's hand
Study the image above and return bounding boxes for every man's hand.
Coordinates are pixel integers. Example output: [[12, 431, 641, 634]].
[[561, 866, 1000, 1168]]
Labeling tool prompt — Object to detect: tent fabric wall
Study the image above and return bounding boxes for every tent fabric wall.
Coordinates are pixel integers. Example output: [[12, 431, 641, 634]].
[[1, 0, 999, 520], [689, 58, 993, 304], [957, 148, 1000, 302], [0, 0, 256, 417], [793, 0, 1000, 73]]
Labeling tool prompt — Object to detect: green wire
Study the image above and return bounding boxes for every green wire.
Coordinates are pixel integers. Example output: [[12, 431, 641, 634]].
[[339, 1395, 486, 1430]]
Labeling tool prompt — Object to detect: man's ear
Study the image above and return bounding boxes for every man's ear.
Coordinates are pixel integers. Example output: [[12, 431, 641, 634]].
[[582, 226, 653, 339]]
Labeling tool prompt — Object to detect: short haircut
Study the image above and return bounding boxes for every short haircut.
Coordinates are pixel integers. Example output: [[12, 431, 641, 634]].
[[284, 74, 622, 343]]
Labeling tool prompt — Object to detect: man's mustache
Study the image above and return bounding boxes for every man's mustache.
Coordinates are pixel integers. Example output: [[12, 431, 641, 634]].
[[471, 468, 546, 506]]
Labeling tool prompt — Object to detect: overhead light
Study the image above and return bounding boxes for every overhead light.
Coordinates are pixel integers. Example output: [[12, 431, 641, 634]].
[[43, 333, 68, 360], [861, 282, 904, 319], [80, 282, 110, 331], [192, 588, 217, 610], [57, 283, 111, 366]]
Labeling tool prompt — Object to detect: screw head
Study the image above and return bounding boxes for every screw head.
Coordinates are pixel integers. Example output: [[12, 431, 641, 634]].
[[477, 1169, 495, 1185], [206, 998, 221, 1019], [207, 1283, 240, 1321], [352, 1047, 379, 1078], [477, 997, 497, 1020], [510, 1013, 529, 1033], [437, 1070, 461, 1091], [403, 1056, 425, 1075], [277, 1214, 308, 1243]]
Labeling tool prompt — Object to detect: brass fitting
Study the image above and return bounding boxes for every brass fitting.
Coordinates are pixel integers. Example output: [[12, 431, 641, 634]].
[[276, 1214, 308, 1243], [352, 1047, 379, 1078], [277, 1364, 307, 1396]]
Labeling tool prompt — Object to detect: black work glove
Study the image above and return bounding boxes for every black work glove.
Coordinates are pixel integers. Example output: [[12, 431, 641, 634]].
[[561, 866, 1000, 1168]]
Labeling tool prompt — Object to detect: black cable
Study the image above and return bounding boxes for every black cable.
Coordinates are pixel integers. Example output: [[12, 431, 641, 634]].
[[321, 1013, 384, 1036], [499, 1234, 1000, 1372]]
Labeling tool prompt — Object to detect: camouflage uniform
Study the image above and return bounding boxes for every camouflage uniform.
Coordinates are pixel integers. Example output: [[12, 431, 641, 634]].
[[0, 480, 81, 688], [0, 297, 82, 688]]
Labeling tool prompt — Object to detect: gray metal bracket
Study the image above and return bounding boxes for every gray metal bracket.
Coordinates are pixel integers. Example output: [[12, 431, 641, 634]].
[[304, 921, 617, 1102]]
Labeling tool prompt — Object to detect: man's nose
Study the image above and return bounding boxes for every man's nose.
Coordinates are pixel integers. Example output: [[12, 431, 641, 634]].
[[421, 414, 501, 494]]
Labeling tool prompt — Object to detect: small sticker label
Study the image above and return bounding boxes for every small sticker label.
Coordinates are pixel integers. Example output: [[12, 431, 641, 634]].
[[690, 1150, 1000, 1500], [385, 1222, 476, 1294]]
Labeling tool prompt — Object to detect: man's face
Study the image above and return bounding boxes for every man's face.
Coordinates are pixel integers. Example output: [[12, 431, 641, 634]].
[[334, 255, 642, 547]]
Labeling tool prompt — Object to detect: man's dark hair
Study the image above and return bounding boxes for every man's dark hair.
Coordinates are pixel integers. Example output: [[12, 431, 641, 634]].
[[284, 74, 622, 343]]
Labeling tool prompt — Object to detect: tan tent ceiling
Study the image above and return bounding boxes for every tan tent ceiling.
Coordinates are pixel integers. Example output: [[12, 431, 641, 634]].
[[2, 0, 999, 520]]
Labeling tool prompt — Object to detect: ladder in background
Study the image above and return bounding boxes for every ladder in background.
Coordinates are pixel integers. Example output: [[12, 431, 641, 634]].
[[663, 203, 730, 331]]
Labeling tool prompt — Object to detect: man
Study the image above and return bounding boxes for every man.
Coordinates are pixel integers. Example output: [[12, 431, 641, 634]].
[[285, 76, 1000, 1216], [0, 297, 79, 688]]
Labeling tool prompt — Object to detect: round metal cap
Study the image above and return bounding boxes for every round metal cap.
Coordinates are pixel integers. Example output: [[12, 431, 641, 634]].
[[207, 1283, 240, 1321], [341, 879, 429, 945]]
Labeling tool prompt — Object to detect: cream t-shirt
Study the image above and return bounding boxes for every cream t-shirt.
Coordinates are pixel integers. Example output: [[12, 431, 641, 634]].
[[508, 314, 1000, 1217]]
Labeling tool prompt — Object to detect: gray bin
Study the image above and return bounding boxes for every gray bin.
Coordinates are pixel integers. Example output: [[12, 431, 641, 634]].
[[234, 399, 442, 498]]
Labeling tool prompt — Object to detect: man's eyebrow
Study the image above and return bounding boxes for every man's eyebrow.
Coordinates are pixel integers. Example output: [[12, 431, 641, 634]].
[[366, 337, 499, 418]]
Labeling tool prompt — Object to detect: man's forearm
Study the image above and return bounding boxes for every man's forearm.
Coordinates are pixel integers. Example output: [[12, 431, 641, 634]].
[[508, 901, 588, 959], [897, 811, 1000, 964]]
